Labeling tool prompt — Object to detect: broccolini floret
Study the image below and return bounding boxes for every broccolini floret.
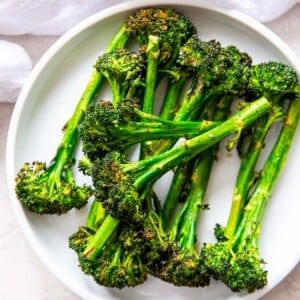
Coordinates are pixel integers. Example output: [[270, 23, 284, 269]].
[[124, 8, 196, 66], [15, 156, 91, 214], [79, 98, 219, 160], [94, 49, 145, 105], [69, 220, 147, 288]]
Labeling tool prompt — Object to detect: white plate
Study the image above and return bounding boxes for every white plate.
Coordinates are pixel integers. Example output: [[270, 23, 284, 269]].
[[6, 1, 300, 299]]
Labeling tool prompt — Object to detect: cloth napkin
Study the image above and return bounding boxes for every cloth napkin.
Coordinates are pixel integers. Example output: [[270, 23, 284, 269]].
[[0, 0, 299, 102]]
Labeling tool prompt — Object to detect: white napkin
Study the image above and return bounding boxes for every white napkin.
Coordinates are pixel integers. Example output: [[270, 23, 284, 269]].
[[0, 0, 124, 36], [0, 0, 298, 102], [0, 40, 32, 103], [217, 0, 299, 22]]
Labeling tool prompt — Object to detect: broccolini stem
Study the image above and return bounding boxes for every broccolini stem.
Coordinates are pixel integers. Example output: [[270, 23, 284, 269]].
[[106, 24, 130, 52], [61, 71, 104, 151], [83, 215, 120, 260], [140, 35, 160, 159], [167, 197, 187, 241], [116, 119, 219, 139], [107, 76, 122, 105], [129, 97, 270, 188], [161, 162, 193, 228], [64, 168, 75, 185], [161, 95, 232, 225], [178, 150, 214, 250], [44, 137, 77, 194], [134, 109, 221, 127], [170, 95, 234, 247], [86, 200, 107, 232], [224, 101, 284, 239], [151, 77, 207, 155], [110, 244, 122, 266], [174, 76, 205, 121], [224, 113, 276, 239], [232, 97, 300, 250], [159, 76, 187, 120], [143, 35, 160, 114]]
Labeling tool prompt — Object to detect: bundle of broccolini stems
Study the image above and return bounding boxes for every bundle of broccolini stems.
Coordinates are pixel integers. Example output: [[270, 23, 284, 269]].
[[15, 7, 300, 293]]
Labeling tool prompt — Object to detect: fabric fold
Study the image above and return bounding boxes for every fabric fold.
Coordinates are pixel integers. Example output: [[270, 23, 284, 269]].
[[0, 0, 298, 102], [0, 40, 32, 103]]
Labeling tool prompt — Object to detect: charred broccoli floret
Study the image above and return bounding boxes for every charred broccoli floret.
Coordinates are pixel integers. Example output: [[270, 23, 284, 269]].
[[248, 61, 299, 98], [69, 197, 148, 289], [175, 38, 251, 121], [156, 37, 221, 123], [140, 210, 175, 274], [167, 37, 222, 122], [69, 221, 147, 288], [15, 156, 91, 214], [94, 49, 144, 105], [202, 240, 267, 293], [79, 98, 219, 160], [124, 7, 196, 66]]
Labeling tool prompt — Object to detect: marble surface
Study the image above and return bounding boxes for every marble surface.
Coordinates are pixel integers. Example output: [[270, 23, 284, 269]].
[[1, 5, 299, 300]]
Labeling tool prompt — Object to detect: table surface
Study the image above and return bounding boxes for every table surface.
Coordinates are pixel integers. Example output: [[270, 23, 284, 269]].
[[1, 5, 300, 300]]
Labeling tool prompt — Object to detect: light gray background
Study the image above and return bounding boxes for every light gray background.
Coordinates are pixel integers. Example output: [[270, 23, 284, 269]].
[[0, 5, 299, 299]]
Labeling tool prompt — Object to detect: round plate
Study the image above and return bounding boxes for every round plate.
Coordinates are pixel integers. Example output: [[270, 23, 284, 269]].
[[6, 1, 300, 299]]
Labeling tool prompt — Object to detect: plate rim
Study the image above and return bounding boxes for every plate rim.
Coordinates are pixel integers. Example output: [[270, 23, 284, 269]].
[[6, 1, 300, 299]]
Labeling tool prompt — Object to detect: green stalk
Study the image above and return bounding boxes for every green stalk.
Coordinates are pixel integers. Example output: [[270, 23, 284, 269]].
[[168, 194, 189, 241], [151, 77, 209, 155], [105, 76, 122, 106], [162, 162, 193, 228], [64, 168, 74, 184], [127, 97, 270, 187], [135, 107, 223, 129], [177, 150, 214, 250], [140, 35, 160, 159], [116, 119, 219, 140], [159, 76, 188, 120], [232, 97, 300, 249], [224, 114, 274, 239], [86, 200, 107, 231], [45, 129, 79, 191], [224, 100, 284, 239], [106, 24, 130, 52], [143, 35, 160, 114], [161, 95, 234, 225], [83, 215, 120, 260], [173, 76, 205, 121], [109, 244, 122, 267]]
